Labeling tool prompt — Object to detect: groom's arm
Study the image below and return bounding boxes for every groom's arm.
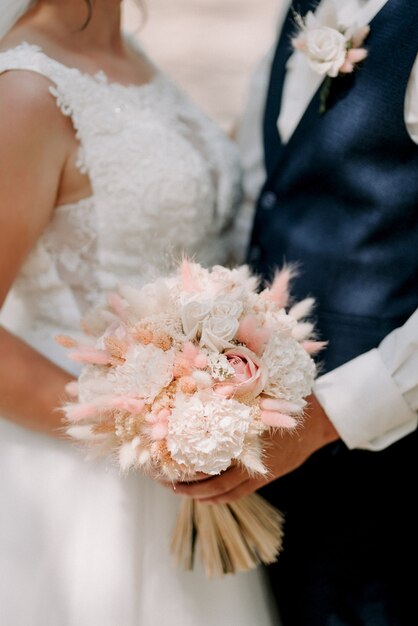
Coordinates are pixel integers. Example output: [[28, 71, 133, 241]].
[[315, 309, 418, 450], [173, 309, 418, 503]]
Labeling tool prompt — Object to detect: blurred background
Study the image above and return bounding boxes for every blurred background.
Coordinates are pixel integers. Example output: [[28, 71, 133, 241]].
[[123, 0, 279, 130]]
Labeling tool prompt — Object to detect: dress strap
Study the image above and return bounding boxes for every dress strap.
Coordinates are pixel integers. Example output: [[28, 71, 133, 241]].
[[0, 42, 90, 173]]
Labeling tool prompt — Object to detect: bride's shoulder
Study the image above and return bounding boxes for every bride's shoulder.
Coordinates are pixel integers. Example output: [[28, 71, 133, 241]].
[[0, 67, 59, 116], [0, 39, 61, 115], [0, 67, 72, 150]]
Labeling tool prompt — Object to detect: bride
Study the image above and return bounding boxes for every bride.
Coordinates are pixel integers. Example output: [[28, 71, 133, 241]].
[[0, 1, 276, 624]]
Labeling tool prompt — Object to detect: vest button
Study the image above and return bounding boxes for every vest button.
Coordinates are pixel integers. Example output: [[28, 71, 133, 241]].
[[260, 191, 277, 210], [249, 245, 261, 262]]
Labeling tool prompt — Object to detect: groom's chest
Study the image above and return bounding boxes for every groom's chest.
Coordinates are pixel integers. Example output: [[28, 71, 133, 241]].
[[263, 0, 416, 176]]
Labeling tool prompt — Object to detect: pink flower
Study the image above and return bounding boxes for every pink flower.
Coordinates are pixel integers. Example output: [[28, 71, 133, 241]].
[[340, 46, 368, 74], [215, 347, 267, 400]]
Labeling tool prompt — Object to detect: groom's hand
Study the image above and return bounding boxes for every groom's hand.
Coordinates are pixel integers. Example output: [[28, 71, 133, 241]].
[[171, 395, 339, 504]]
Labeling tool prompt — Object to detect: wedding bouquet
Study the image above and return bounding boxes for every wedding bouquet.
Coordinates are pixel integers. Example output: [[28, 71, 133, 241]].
[[57, 261, 323, 577]]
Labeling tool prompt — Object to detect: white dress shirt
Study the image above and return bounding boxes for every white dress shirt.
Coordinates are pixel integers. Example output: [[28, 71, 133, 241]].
[[237, 0, 418, 451]]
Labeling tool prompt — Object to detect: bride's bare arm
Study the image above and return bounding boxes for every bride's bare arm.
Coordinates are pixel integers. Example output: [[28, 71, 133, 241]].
[[0, 71, 77, 436]]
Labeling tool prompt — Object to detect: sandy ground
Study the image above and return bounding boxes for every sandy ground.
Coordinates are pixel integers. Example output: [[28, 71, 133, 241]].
[[123, 0, 279, 129]]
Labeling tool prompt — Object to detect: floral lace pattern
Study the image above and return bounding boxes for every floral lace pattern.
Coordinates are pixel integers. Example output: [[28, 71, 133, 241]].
[[0, 42, 242, 333]]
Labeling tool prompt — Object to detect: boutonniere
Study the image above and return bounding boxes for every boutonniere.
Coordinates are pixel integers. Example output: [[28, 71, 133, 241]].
[[292, 6, 370, 114]]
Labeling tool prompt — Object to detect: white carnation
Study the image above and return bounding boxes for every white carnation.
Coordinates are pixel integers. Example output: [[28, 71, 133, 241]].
[[167, 393, 252, 475], [263, 333, 316, 402], [107, 344, 175, 403]]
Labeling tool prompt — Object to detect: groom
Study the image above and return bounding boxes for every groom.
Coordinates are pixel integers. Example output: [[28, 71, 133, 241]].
[[178, 0, 418, 624]]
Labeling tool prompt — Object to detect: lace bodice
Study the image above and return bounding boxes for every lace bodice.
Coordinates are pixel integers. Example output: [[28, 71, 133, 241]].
[[0, 42, 242, 339]]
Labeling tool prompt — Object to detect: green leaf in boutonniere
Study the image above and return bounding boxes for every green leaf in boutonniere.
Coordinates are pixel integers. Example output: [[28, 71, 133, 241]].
[[319, 76, 333, 115]]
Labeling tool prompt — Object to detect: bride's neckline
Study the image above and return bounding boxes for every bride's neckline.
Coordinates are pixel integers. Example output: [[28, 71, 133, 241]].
[[7, 39, 162, 93]]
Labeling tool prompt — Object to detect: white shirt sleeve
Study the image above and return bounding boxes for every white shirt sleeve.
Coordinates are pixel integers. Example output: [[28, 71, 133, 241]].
[[405, 53, 418, 143], [314, 310, 418, 450]]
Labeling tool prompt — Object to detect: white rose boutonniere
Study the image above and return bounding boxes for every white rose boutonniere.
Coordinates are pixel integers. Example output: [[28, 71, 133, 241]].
[[293, 5, 370, 113]]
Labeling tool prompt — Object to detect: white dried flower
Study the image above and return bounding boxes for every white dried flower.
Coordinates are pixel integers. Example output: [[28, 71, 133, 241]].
[[263, 333, 316, 402], [107, 344, 175, 403], [211, 298, 243, 320], [207, 352, 235, 381], [167, 393, 252, 475], [210, 265, 258, 295], [181, 300, 212, 338], [200, 315, 239, 352], [77, 365, 110, 403]]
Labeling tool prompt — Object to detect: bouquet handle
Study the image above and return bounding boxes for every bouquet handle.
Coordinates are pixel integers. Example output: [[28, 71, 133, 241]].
[[171, 493, 284, 578]]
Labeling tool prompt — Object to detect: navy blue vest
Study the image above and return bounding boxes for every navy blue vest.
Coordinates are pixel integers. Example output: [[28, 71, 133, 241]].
[[249, 0, 418, 373]]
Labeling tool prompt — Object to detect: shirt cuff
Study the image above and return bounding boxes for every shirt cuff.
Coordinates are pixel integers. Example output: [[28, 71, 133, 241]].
[[314, 348, 418, 450]]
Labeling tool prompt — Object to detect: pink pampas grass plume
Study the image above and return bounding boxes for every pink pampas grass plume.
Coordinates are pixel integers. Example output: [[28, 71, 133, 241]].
[[260, 411, 298, 429], [107, 292, 131, 322], [182, 342, 207, 369], [55, 335, 77, 348], [302, 340, 327, 355], [68, 348, 111, 365], [292, 322, 314, 341], [235, 315, 270, 355], [262, 266, 297, 309], [289, 298, 315, 321], [111, 397, 145, 414], [180, 259, 200, 292], [260, 397, 304, 415], [65, 403, 102, 422]]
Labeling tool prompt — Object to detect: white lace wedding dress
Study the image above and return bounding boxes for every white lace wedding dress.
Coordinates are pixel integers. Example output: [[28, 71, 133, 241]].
[[0, 42, 276, 626]]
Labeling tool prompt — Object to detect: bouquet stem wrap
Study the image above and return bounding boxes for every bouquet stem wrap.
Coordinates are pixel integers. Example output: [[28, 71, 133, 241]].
[[171, 495, 284, 577]]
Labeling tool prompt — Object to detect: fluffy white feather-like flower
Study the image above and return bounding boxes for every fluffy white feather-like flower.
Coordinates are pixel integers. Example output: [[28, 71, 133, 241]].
[[77, 365, 111, 403], [207, 352, 235, 381], [263, 333, 316, 402], [107, 344, 175, 403], [167, 393, 252, 475]]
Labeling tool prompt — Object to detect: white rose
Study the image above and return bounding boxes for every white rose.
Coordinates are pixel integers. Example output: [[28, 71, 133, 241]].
[[211, 298, 243, 320], [304, 26, 347, 77], [200, 316, 239, 352], [181, 300, 212, 338]]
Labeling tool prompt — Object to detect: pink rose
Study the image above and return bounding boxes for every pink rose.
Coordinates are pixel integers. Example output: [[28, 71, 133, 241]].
[[215, 346, 267, 400]]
